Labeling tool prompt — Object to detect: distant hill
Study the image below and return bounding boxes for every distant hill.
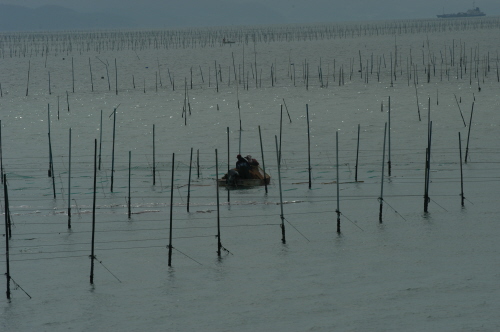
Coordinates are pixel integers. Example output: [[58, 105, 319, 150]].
[[0, 4, 137, 31]]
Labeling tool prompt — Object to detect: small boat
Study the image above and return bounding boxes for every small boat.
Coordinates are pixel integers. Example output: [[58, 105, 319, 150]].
[[437, 6, 485, 18], [222, 38, 235, 44], [218, 166, 270, 187]]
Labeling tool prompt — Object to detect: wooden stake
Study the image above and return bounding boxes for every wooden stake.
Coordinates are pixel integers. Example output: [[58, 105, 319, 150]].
[[90, 139, 97, 284], [68, 128, 71, 229], [168, 153, 174, 267], [336, 131, 341, 234], [4, 174, 11, 299], [128, 151, 131, 219], [275, 135, 285, 244], [152, 124, 156, 185], [355, 124, 360, 182], [258, 125, 268, 194], [111, 108, 116, 192], [388, 96, 392, 176], [187, 148, 193, 212], [379, 123, 387, 223], [98, 110, 102, 170], [459, 132, 464, 207], [306, 104, 311, 189], [465, 102, 474, 163], [227, 127, 230, 202], [216, 149, 221, 257]]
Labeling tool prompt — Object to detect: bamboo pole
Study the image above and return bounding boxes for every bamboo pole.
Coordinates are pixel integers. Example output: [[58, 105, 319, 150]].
[[128, 151, 131, 219], [379, 123, 387, 223], [68, 128, 71, 229], [98, 110, 103, 170], [275, 135, 285, 244], [90, 139, 97, 285], [4, 173, 10, 299], [459, 132, 464, 207], [336, 131, 341, 234], [258, 125, 268, 194], [187, 148, 193, 212], [152, 125, 156, 185], [388, 96, 392, 176], [168, 153, 174, 267], [355, 124, 360, 182], [306, 104, 311, 189], [111, 108, 116, 192], [216, 149, 221, 257], [465, 102, 474, 163], [227, 127, 231, 202]]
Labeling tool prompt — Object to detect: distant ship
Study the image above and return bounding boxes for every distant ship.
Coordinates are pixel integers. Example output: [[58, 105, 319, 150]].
[[437, 6, 486, 18]]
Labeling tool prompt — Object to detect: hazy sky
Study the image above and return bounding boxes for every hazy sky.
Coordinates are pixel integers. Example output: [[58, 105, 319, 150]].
[[2, 0, 499, 27]]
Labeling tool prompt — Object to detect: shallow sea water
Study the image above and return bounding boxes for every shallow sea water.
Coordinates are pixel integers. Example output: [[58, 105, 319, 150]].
[[1, 20, 500, 331]]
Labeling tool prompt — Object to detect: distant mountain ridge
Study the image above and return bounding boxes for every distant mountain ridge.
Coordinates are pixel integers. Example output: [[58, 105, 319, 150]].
[[0, 4, 136, 31]]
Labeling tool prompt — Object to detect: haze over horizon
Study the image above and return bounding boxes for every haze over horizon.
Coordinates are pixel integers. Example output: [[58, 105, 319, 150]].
[[1, 0, 500, 31]]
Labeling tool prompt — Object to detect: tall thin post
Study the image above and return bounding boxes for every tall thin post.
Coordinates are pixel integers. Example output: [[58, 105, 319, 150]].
[[98, 110, 102, 170], [336, 132, 341, 234], [355, 124, 360, 182], [152, 124, 156, 185], [47, 105, 52, 177], [128, 151, 131, 219], [279, 105, 283, 165], [187, 148, 193, 212], [388, 96, 392, 176], [465, 102, 474, 163], [0, 120, 3, 184], [4, 174, 10, 299], [216, 149, 221, 257], [258, 125, 268, 194], [306, 104, 311, 189], [68, 128, 71, 229], [111, 108, 116, 192], [227, 127, 231, 202], [275, 136, 286, 244], [168, 153, 175, 267], [459, 132, 464, 207], [90, 139, 97, 285], [424, 122, 433, 213], [197, 149, 200, 178], [48, 133, 56, 199], [379, 123, 387, 223], [89, 57, 94, 92]]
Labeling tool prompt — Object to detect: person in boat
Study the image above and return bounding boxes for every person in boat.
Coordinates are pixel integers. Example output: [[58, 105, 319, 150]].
[[236, 154, 250, 178], [245, 155, 259, 167]]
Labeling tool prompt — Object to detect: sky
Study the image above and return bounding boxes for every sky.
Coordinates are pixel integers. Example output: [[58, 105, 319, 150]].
[[1, 0, 500, 28]]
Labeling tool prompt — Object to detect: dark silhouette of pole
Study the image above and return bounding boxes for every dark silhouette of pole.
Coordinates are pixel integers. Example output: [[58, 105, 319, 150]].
[[111, 108, 116, 192], [90, 139, 97, 285], [258, 125, 268, 194], [336, 132, 341, 234], [128, 151, 131, 219], [152, 124, 156, 185], [98, 110, 102, 170], [68, 128, 71, 229], [4, 174, 10, 299], [187, 148, 193, 212], [306, 104, 311, 189], [275, 135, 286, 244], [168, 153, 175, 267], [216, 149, 221, 257], [355, 124, 360, 182], [379, 123, 387, 223], [459, 132, 465, 207], [465, 102, 474, 163]]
